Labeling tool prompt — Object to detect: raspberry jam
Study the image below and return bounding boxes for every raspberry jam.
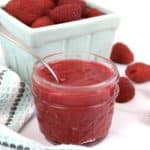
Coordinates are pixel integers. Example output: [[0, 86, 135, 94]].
[[32, 53, 119, 144]]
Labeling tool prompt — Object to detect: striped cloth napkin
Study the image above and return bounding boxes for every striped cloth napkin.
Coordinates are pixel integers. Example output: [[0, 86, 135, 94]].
[[0, 65, 86, 150], [0, 65, 34, 131]]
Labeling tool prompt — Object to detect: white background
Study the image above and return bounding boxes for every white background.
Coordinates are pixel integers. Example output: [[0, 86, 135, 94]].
[[0, 0, 150, 149]]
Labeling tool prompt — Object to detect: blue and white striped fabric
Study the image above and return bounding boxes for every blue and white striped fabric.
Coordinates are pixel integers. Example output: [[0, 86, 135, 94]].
[[0, 65, 34, 131]]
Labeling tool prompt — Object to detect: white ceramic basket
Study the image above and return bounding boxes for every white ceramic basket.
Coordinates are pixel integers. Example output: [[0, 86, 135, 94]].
[[0, 0, 120, 83]]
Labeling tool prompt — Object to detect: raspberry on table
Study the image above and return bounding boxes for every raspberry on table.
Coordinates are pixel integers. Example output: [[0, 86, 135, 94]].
[[126, 62, 150, 83], [110, 42, 134, 64], [116, 77, 135, 103]]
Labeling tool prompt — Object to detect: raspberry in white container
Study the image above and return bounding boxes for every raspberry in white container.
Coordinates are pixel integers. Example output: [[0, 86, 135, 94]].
[[0, 0, 120, 83]]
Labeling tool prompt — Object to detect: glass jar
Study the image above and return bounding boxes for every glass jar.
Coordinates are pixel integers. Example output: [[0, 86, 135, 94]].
[[32, 52, 119, 145]]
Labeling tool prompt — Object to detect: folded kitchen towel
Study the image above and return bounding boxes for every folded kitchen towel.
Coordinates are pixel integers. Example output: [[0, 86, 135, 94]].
[[0, 124, 43, 150], [0, 65, 34, 131]]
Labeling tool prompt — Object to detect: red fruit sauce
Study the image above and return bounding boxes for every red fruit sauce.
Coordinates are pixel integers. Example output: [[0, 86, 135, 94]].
[[32, 58, 119, 144]]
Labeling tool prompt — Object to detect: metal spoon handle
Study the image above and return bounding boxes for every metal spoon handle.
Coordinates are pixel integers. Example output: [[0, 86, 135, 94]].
[[0, 26, 59, 83]]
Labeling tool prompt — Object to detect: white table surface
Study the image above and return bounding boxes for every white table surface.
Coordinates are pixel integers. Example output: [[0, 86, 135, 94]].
[[0, 0, 150, 149]]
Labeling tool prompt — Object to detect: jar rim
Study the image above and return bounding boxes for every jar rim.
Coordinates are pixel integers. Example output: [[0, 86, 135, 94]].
[[32, 52, 119, 91]]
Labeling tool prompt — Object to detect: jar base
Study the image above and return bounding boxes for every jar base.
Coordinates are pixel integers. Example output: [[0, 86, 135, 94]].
[[44, 132, 108, 146]]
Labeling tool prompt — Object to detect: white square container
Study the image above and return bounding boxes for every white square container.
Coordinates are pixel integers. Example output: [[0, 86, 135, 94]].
[[0, 0, 120, 83]]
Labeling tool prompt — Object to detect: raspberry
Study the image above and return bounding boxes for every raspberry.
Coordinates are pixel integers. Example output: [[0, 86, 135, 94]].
[[44, 9, 52, 16], [31, 16, 54, 28], [5, 0, 55, 25], [126, 62, 150, 83], [116, 77, 135, 103], [84, 8, 104, 18], [38, 0, 56, 10], [5, 0, 20, 18], [58, 0, 86, 9], [53, 0, 59, 4], [18, 0, 44, 25], [50, 4, 82, 23], [82, 7, 90, 18], [110, 42, 134, 64]]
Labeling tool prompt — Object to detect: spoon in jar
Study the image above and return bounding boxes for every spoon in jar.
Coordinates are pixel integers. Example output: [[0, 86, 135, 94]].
[[0, 26, 59, 83]]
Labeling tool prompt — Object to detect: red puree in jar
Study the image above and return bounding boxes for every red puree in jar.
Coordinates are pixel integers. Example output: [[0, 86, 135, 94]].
[[32, 59, 119, 144]]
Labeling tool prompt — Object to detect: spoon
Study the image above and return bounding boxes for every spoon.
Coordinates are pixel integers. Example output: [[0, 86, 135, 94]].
[[0, 26, 59, 83]]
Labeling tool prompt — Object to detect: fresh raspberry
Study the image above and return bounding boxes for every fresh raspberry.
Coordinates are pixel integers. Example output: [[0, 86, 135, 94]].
[[110, 42, 134, 64], [5, 0, 20, 18], [5, 0, 55, 25], [58, 0, 86, 9], [126, 62, 150, 83], [84, 8, 104, 18], [50, 4, 82, 23], [18, 0, 44, 25], [116, 77, 135, 103], [53, 0, 59, 4], [38, 0, 56, 10], [82, 7, 90, 18], [44, 9, 52, 16], [31, 16, 54, 28]]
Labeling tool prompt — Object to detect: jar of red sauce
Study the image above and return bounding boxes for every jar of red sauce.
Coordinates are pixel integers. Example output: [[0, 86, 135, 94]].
[[32, 52, 119, 145]]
